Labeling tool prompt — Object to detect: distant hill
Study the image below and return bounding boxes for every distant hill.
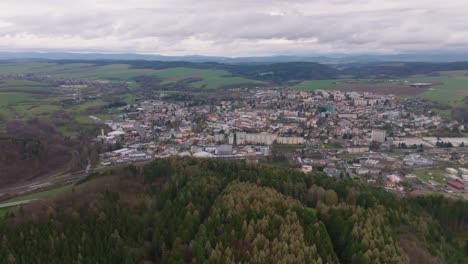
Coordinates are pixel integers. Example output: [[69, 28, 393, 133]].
[[3, 51, 468, 64], [342, 61, 468, 78], [3, 58, 468, 82]]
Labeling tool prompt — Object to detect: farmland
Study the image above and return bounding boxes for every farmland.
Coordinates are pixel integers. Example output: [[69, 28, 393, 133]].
[[292, 75, 468, 107], [0, 62, 264, 89], [154, 67, 265, 89], [291, 79, 407, 90], [405, 75, 468, 106], [0, 80, 62, 123]]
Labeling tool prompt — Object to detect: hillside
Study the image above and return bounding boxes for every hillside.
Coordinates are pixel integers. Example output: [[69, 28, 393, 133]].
[[4, 60, 468, 85], [0, 120, 96, 187], [1, 158, 467, 263], [342, 61, 468, 78]]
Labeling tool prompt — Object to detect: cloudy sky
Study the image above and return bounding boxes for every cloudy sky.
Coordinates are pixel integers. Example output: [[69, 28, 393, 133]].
[[0, 0, 467, 56]]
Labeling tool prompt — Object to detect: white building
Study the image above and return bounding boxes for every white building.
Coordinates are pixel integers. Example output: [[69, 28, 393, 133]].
[[371, 129, 386, 143], [446, 168, 458, 175]]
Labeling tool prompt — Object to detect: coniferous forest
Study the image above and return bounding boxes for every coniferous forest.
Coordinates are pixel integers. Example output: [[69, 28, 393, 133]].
[[1, 158, 467, 263]]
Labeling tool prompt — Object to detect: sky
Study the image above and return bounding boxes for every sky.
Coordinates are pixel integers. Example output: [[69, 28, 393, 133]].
[[0, 0, 467, 56]]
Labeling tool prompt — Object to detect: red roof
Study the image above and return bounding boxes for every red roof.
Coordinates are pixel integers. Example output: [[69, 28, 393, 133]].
[[448, 181, 464, 190]]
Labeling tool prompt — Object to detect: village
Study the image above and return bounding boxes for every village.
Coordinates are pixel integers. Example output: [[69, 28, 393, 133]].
[[95, 88, 468, 199]]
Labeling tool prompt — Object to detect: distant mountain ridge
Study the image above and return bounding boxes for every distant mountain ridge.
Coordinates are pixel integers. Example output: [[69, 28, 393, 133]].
[[2, 51, 468, 64]]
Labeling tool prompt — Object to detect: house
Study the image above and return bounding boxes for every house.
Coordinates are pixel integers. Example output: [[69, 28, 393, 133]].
[[324, 167, 341, 178], [216, 145, 233, 156]]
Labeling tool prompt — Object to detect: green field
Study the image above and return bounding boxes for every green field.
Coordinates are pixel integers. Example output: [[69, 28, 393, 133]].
[[403, 75, 468, 106], [413, 168, 449, 184], [0, 79, 59, 122], [0, 92, 34, 119], [292, 76, 468, 107], [292, 79, 405, 91], [155, 67, 265, 89], [0, 77, 133, 137], [0, 63, 264, 89], [291, 80, 338, 90], [0, 184, 74, 218], [1, 184, 74, 204]]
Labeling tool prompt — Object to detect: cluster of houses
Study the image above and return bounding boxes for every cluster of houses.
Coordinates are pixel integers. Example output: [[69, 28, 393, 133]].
[[93, 88, 468, 199]]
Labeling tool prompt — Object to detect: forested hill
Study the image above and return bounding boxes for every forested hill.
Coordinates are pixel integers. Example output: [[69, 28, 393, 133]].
[[342, 61, 468, 78], [52, 59, 468, 81], [1, 158, 468, 263]]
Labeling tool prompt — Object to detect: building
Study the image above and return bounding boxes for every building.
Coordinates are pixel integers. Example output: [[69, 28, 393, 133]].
[[245, 133, 277, 145], [409, 82, 432, 88], [371, 129, 386, 143], [347, 146, 369, 153], [446, 168, 458, 175], [302, 165, 313, 173], [277, 137, 305, 145], [214, 133, 225, 143], [228, 133, 235, 144], [179, 125, 192, 135], [216, 145, 233, 155], [447, 181, 464, 190], [353, 99, 367, 106], [324, 167, 341, 178], [338, 113, 358, 119], [235, 132, 246, 145]]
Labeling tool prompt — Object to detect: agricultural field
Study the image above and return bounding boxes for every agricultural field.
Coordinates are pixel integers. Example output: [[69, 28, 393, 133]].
[[0, 62, 264, 90], [404, 75, 468, 106], [0, 79, 62, 122], [292, 75, 468, 107], [0, 79, 104, 137], [291, 79, 338, 90], [154, 67, 265, 89], [0, 78, 136, 139], [292, 79, 407, 91]]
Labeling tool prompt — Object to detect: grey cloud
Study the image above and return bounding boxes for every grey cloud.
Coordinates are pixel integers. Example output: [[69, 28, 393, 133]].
[[0, 0, 467, 55]]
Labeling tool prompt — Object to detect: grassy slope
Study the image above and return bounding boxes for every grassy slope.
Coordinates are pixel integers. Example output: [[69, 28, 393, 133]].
[[154, 67, 265, 89], [0, 79, 59, 121], [0, 184, 74, 204], [291, 79, 338, 90], [292, 75, 468, 107], [0, 184, 74, 217], [404, 75, 468, 106], [0, 63, 264, 89], [292, 79, 406, 91]]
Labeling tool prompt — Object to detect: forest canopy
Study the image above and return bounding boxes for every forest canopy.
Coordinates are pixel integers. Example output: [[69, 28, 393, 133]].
[[1, 157, 467, 263]]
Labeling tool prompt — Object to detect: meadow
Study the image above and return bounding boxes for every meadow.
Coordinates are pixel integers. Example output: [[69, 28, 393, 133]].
[[404, 74, 468, 106], [155, 67, 265, 89], [292, 79, 407, 90], [0, 62, 264, 89], [413, 168, 449, 184], [0, 184, 74, 217], [0, 79, 64, 122], [292, 74, 468, 107]]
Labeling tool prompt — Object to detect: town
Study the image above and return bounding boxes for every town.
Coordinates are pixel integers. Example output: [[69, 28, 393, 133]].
[[95, 87, 468, 199]]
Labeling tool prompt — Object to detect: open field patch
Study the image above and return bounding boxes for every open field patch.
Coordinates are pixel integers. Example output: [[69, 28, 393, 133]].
[[403, 76, 468, 106], [339, 85, 425, 96], [153, 67, 265, 89]]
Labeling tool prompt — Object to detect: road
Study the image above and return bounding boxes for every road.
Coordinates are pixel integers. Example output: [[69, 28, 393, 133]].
[[0, 199, 38, 209], [0, 171, 86, 202]]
